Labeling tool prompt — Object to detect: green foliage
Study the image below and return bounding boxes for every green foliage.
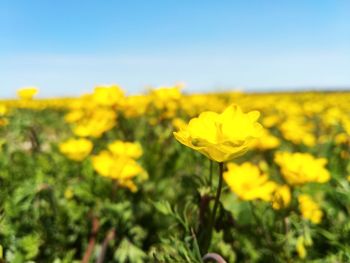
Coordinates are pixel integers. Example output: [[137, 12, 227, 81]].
[[0, 107, 349, 262]]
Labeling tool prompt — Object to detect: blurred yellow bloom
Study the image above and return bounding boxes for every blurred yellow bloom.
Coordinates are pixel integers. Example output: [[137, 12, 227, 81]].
[[64, 110, 85, 123], [118, 179, 138, 193], [121, 95, 150, 118], [296, 236, 307, 259], [298, 194, 323, 224], [92, 151, 144, 180], [150, 86, 182, 109], [275, 152, 330, 185], [0, 118, 8, 127], [73, 108, 117, 138], [280, 118, 315, 146], [252, 128, 280, 150], [0, 105, 7, 116], [224, 162, 277, 201], [108, 140, 143, 159], [149, 86, 182, 119], [262, 114, 280, 128], [322, 107, 344, 127], [17, 87, 38, 100], [92, 85, 125, 106], [258, 160, 269, 173], [92, 140, 146, 192], [271, 185, 291, 210], [343, 119, 350, 135], [180, 94, 226, 117], [174, 104, 263, 162], [335, 133, 349, 145], [59, 138, 93, 161], [172, 117, 187, 131], [64, 188, 74, 200], [341, 150, 350, 159]]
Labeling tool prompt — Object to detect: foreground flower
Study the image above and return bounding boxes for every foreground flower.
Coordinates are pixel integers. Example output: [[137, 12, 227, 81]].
[[275, 152, 330, 185], [173, 104, 263, 162], [224, 162, 277, 201], [298, 194, 323, 224], [17, 87, 38, 100], [59, 138, 93, 161]]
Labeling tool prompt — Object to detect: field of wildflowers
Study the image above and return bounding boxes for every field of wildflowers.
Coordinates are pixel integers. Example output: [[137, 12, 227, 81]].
[[0, 85, 350, 262]]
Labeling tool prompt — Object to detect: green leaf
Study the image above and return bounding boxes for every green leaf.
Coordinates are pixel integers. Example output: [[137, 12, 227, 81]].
[[152, 200, 173, 216], [114, 238, 146, 263], [18, 234, 41, 260]]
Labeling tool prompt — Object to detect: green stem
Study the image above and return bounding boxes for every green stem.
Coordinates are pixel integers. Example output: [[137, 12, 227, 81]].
[[211, 162, 224, 227], [200, 162, 224, 254], [209, 160, 213, 187]]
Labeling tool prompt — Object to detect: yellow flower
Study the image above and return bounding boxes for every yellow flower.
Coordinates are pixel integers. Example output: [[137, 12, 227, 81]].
[[172, 117, 187, 131], [335, 133, 349, 145], [118, 179, 138, 193], [0, 105, 7, 116], [275, 152, 330, 185], [17, 87, 38, 100], [0, 118, 8, 127], [92, 151, 145, 183], [279, 118, 316, 146], [174, 104, 263, 162], [150, 86, 182, 109], [252, 128, 280, 150], [262, 114, 280, 128], [64, 188, 74, 200], [59, 138, 93, 161], [92, 140, 146, 192], [298, 194, 323, 224], [224, 162, 277, 201], [271, 185, 291, 210], [108, 140, 143, 159], [64, 110, 85, 123], [92, 85, 125, 106], [73, 108, 117, 138], [296, 236, 307, 259], [121, 95, 150, 118]]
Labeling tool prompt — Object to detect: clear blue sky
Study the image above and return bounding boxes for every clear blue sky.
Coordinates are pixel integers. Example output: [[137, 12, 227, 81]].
[[1, 0, 350, 97]]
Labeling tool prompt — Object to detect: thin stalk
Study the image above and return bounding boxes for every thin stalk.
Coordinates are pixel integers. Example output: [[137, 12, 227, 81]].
[[96, 228, 116, 263], [82, 216, 100, 263], [211, 162, 224, 227], [200, 162, 224, 254], [209, 160, 213, 187], [203, 162, 224, 254]]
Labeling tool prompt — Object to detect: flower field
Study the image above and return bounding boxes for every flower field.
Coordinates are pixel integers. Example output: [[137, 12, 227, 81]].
[[1, 86, 350, 262]]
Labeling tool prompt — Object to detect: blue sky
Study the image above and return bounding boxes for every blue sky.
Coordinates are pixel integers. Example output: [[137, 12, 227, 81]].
[[1, 0, 350, 97]]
